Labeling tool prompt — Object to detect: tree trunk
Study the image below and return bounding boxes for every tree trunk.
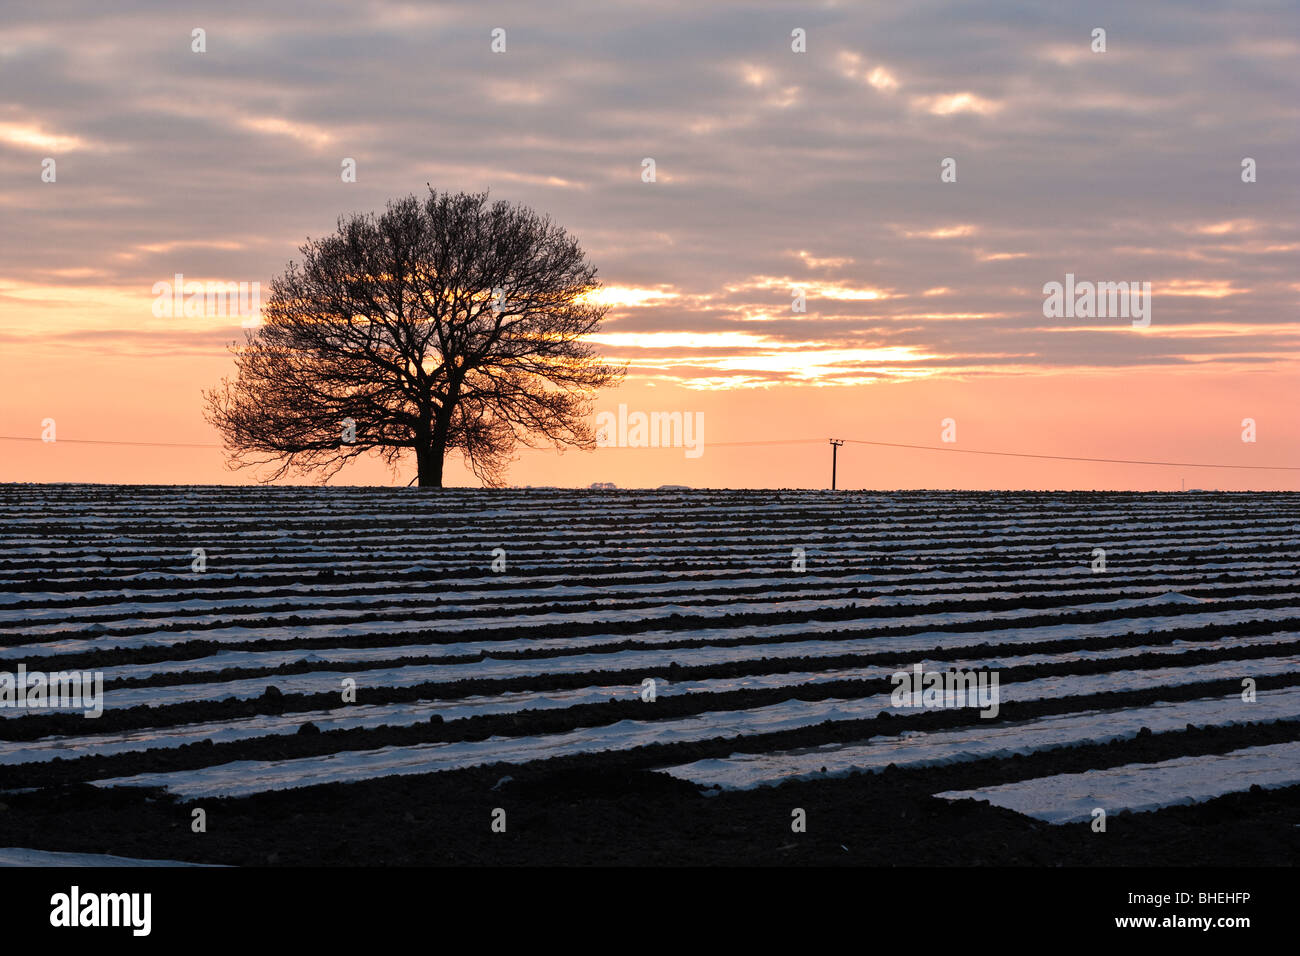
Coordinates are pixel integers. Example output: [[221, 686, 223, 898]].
[[415, 443, 444, 487], [416, 390, 456, 489]]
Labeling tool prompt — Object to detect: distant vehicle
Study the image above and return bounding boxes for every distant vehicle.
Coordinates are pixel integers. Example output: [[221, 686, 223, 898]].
[[589, 482, 617, 490]]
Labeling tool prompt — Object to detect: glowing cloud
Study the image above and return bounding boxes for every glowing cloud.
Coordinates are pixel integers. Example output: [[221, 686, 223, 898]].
[[0, 121, 87, 152], [912, 92, 1002, 116], [582, 286, 681, 308]]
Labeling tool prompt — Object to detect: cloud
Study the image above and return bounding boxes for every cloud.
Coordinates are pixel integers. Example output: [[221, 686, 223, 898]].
[[0, 120, 89, 151], [910, 91, 1002, 116], [0, 0, 1293, 389]]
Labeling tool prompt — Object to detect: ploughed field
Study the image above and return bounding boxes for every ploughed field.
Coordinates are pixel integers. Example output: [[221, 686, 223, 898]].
[[1, 484, 1298, 865]]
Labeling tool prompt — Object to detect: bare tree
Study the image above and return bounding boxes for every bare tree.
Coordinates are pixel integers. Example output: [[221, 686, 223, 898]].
[[205, 188, 624, 487]]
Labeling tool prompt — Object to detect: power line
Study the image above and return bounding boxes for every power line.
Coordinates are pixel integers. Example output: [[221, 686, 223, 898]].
[[694, 437, 1299, 471], [837, 438, 1300, 471], [3, 432, 1297, 471], [0, 436, 220, 449], [702, 439, 825, 447]]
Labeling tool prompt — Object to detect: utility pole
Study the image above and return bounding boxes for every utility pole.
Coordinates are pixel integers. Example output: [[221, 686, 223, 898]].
[[829, 439, 844, 490]]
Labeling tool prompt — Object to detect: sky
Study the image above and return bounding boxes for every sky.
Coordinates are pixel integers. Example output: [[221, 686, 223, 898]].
[[1, 0, 1297, 489]]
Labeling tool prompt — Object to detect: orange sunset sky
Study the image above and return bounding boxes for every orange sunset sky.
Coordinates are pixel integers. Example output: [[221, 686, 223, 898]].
[[1, 1, 1297, 490]]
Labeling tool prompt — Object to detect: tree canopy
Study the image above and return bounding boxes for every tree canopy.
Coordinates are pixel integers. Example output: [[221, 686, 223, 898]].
[[205, 188, 624, 487]]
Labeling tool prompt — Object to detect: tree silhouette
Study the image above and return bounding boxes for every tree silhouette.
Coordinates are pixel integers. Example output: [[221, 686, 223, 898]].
[[205, 188, 624, 487]]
